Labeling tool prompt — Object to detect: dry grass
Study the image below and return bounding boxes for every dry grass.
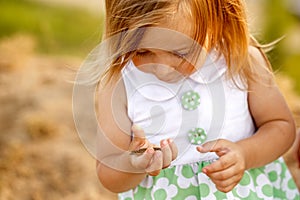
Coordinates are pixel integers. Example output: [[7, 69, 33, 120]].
[[0, 34, 36, 71], [23, 112, 59, 139], [0, 35, 116, 200]]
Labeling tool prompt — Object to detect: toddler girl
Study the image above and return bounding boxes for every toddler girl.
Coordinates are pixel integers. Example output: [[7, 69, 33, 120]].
[[92, 0, 300, 199]]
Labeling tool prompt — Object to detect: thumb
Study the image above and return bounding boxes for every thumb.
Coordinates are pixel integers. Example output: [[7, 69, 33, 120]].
[[129, 124, 147, 151], [197, 139, 229, 157]]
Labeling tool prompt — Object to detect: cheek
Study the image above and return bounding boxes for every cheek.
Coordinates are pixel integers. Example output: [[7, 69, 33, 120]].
[[177, 62, 196, 76], [132, 56, 149, 66], [133, 56, 196, 77]]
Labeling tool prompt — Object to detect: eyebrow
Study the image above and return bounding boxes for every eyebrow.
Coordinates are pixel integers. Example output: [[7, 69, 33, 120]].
[[173, 48, 190, 53], [137, 48, 190, 56], [172, 45, 195, 55], [136, 35, 198, 54]]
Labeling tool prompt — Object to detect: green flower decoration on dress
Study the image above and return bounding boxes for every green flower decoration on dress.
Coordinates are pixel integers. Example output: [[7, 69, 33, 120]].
[[181, 90, 200, 111], [188, 128, 207, 145]]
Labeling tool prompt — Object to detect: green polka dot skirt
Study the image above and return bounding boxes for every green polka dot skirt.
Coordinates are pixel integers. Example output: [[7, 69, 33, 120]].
[[118, 157, 299, 200]]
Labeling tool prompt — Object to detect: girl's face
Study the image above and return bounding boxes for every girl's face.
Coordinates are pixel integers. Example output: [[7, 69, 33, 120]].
[[133, 48, 196, 83], [132, 11, 206, 83]]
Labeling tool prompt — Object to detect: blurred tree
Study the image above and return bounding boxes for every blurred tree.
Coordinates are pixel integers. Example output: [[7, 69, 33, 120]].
[[0, 0, 103, 56], [262, 0, 297, 69], [261, 0, 300, 94], [286, 0, 300, 18]]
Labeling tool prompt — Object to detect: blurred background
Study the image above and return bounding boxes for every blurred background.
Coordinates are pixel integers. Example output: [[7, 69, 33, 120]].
[[0, 0, 299, 199]]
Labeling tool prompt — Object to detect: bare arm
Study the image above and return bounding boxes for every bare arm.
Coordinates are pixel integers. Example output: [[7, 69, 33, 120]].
[[197, 47, 296, 193], [237, 47, 296, 169], [96, 78, 177, 193], [96, 79, 147, 193]]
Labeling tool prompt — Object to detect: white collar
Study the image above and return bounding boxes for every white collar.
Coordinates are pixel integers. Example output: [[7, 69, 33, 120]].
[[122, 53, 227, 102], [189, 51, 227, 84]]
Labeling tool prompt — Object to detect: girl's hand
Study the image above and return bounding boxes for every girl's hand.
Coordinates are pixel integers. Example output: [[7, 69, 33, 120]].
[[129, 125, 178, 176], [197, 139, 246, 193]]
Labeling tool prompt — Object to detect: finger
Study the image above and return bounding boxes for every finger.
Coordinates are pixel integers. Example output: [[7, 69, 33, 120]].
[[202, 154, 235, 174], [160, 140, 172, 168], [146, 150, 163, 175], [196, 140, 220, 153], [207, 165, 243, 182], [129, 125, 147, 151], [168, 139, 178, 160], [212, 173, 241, 189], [206, 170, 239, 193], [210, 174, 241, 192], [148, 169, 161, 176], [130, 148, 155, 170], [197, 140, 229, 156], [215, 182, 238, 193]]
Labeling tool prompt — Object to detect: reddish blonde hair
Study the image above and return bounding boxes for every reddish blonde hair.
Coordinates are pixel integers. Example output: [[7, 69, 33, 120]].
[[92, 0, 272, 86]]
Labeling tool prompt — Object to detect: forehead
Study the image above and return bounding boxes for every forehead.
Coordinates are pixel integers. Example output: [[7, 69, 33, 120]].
[[137, 9, 196, 52], [138, 27, 195, 52]]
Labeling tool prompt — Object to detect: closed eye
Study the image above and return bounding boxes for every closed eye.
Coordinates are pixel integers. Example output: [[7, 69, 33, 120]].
[[135, 49, 154, 57], [135, 49, 189, 59], [172, 51, 189, 59]]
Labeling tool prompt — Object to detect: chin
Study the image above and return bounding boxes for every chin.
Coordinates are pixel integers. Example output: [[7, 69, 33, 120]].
[[157, 76, 184, 83]]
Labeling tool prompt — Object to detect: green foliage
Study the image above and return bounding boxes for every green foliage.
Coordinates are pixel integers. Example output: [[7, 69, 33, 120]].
[[0, 0, 103, 56], [283, 54, 300, 93], [263, 0, 296, 41], [1, 0, 299, 94], [261, 0, 300, 94]]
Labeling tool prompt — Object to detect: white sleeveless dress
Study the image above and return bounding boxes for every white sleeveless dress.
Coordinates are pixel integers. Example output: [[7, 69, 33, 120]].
[[118, 55, 299, 200]]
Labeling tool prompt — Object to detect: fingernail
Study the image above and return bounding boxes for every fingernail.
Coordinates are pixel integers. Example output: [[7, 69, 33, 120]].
[[147, 148, 154, 154], [202, 168, 208, 174], [168, 139, 173, 143], [197, 146, 204, 152], [220, 150, 228, 155], [162, 140, 168, 147]]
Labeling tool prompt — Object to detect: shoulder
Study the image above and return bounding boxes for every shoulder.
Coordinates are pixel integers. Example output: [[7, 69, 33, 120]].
[[98, 75, 127, 108], [247, 45, 275, 87], [246, 46, 294, 127], [247, 45, 277, 99]]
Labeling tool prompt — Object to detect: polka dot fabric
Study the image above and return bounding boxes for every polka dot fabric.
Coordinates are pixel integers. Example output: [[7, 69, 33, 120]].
[[188, 128, 207, 145], [119, 158, 299, 200], [181, 91, 201, 111], [120, 59, 299, 200]]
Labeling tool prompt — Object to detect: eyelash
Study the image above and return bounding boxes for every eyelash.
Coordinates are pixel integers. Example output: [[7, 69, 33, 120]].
[[135, 50, 188, 59], [135, 50, 153, 57], [173, 52, 188, 59]]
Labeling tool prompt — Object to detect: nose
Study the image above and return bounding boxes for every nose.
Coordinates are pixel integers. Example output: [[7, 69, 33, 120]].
[[154, 51, 181, 69], [154, 64, 176, 76], [153, 63, 184, 82]]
